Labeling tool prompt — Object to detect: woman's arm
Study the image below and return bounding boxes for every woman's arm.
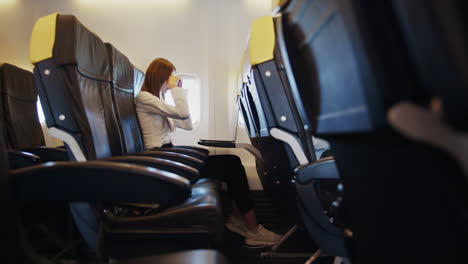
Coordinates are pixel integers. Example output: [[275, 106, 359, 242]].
[[137, 88, 190, 120], [171, 88, 193, 130], [173, 117, 193, 130]]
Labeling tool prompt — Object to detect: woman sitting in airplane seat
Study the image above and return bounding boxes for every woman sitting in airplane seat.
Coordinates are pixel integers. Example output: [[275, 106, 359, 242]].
[[136, 58, 282, 247]]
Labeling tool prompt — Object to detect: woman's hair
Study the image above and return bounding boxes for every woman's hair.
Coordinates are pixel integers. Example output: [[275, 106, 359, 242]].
[[141, 58, 176, 97]]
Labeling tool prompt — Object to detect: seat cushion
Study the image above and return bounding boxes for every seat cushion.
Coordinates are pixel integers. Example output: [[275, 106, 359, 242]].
[[110, 249, 228, 264], [102, 179, 223, 258], [104, 178, 221, 229]]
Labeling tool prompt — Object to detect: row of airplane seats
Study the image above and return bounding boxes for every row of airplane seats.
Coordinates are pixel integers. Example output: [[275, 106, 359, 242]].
[[235, 0, 468, 263]]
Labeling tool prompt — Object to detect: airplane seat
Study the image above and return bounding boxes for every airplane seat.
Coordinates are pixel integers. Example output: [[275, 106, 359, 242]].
[[1, 131, 228, 263], [30, 13, 223, 259], [0, 63, 68, 165], [105, 43, 212, 183], [104, 45, 220, 226], [105, 61, 207, 162], [0, 63, 44, 149], [0, 63, 72, 250], [238, 65, 298, 209], [241, 15, 347, 258], [282, 0, 468, 262]]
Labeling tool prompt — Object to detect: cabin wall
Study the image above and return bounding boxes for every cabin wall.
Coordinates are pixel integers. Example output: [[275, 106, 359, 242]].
[[0, 0, 272, 189]]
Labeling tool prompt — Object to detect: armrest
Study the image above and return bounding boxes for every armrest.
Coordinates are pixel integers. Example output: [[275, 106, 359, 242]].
[[10, 161, 191, 204], [198, 140, 263, 161], [198, 139, 236, 148], [8, 150, 41, 169], [134, 151, 204, 170], [20, 146, 68, 162], [101, 156, 200, 184], [294, 157, 340, 184], [172, 145, 209, 155], [157, 147, 207, 161]]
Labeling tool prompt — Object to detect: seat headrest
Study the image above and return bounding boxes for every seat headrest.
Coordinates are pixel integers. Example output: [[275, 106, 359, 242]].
[[105, 43, 134, 92], [249, 15, 275, 66], [0, 63, 36, 102], [30, 13, 110, 81]]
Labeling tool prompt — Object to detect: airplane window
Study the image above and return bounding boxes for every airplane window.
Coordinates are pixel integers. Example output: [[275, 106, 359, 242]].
[[163, 74, 201, 125], [37, 97, 46, 124]]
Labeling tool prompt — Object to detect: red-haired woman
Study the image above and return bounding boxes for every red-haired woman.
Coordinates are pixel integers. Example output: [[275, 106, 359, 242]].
[[136, 58, 281, 246]]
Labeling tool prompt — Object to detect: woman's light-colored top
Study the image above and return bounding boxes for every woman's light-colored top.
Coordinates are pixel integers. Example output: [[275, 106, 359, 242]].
[[136, 87, 193, 149]]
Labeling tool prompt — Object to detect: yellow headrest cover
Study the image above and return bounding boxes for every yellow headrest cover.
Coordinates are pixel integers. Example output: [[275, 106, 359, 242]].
[[249, 15, 275, 66], [30, 13, 58, 64]]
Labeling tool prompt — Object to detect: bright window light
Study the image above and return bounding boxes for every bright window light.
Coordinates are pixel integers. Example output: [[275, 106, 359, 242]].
[[163, 73, 201, 125]]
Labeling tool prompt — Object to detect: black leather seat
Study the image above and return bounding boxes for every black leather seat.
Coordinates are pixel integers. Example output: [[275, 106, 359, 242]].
[[0, 63, 44, 149], [0, 63, 68, 167], [30, 13, 223, 259], [1, 127, 227, 264], [282, 0, 468, 262], [104, 43, 207, 169], [237, 15, 346, 258]]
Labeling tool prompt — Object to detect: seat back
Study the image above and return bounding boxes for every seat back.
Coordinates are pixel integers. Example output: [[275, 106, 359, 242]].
[[105, 43, 145, 155], [31, 13, 122, 161], [237, 54, 299, 220], [30, 13, 126, 253], [283, 0, 417, 135], [0, 64, 45, 149], [283, 0, 468, 261], [246, 14, 348, 255], [249, 16, 316, 165]]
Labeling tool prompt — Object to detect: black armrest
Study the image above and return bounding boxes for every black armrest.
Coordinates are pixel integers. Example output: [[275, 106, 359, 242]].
[[8, 150, 41, 169], [101, 156, 200, 184], [172, 145, 209, 155], [198, 140, 236, 148], [294, 157, 340, 184], [157, 147, 207, 161], [10, 161, 191, 204], [20, 146, 68, 162], [135, 151, 204, 170]]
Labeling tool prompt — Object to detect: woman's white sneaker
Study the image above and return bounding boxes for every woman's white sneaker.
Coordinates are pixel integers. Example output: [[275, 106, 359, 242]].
[[225, 215, 248, 236], [244, 224, 282, 246]]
